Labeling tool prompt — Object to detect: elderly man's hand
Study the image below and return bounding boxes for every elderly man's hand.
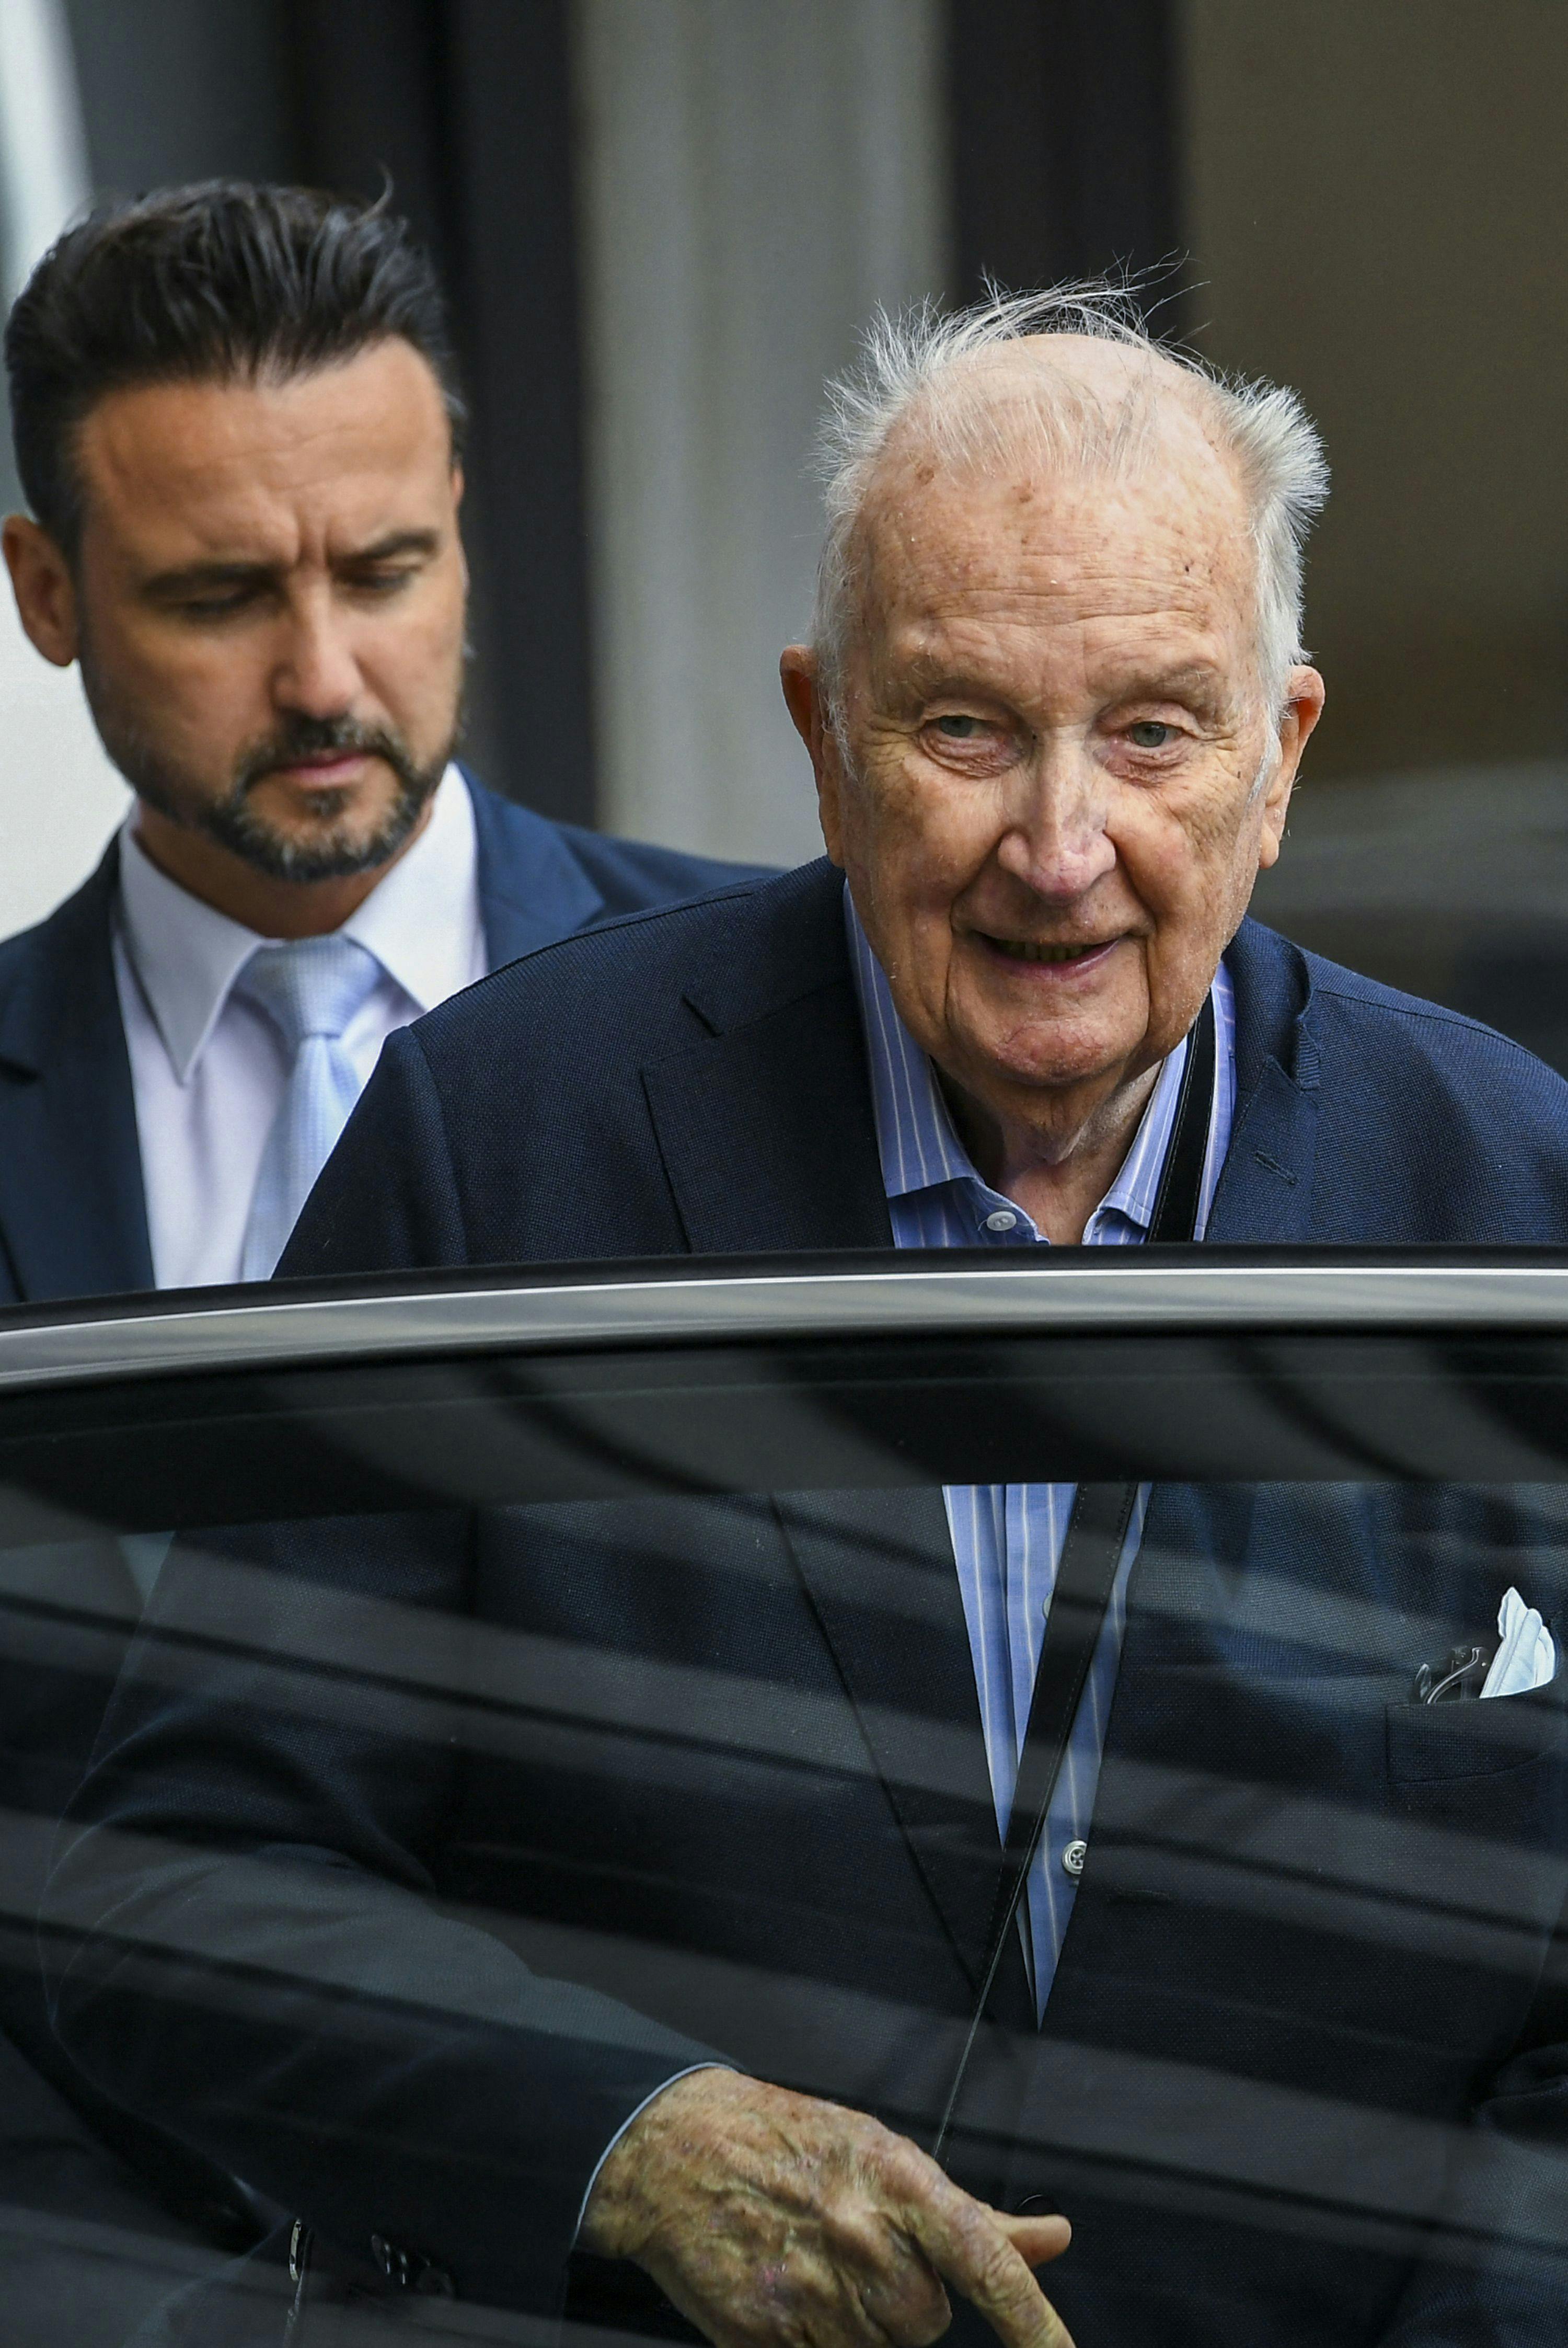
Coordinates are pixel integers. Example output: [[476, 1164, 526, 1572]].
[[579, 2069, 1073, 2348]]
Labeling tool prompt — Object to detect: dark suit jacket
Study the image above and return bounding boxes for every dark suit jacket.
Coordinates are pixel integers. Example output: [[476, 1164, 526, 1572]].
[[0, 774, 758, 2296], [44, 861, 1568, 2345]]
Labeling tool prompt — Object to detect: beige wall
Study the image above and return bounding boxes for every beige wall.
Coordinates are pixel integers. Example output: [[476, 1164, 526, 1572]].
[[0, 589, 127, 937], [0, 0, 127, 938], [1180, 0, 1568, 782], [572, 0, 951, 867]]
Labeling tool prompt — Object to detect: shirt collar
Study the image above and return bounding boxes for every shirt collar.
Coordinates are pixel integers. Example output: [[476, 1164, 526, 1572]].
[[116, 762, 479, 1086], [1098, 1030, 1191, 1233], [844, 885, 1205, 1239], [845, 888, 973, 1199], [116, 826, 265, 1084], [335, 763, 481, 1012]]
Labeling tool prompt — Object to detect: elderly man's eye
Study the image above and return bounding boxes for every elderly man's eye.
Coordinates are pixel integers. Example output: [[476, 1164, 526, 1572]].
[[934, 714, 985, 739], [1128, 720, 1174, 749]]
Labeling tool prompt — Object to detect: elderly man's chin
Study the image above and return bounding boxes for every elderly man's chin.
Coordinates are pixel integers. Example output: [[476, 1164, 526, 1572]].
[[949, 938, 1160, 1097]]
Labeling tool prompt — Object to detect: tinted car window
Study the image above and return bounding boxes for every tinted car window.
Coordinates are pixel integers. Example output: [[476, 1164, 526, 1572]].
[[4, 1259, 1567, 2345]]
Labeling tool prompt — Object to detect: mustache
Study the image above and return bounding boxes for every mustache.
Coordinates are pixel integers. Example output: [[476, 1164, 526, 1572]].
[[234, 716, 420, 796]]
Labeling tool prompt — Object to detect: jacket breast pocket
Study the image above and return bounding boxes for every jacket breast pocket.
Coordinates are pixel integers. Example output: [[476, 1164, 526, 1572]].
[[1386, 1680, 1565, 1786], [1382, 1672, 1568, 1959]]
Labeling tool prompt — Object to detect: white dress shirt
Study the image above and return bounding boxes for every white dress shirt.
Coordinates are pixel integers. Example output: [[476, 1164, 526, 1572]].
[[113, 764, 486, 1289]]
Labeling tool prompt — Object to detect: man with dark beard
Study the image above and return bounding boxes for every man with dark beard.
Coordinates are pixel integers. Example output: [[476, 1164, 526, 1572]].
[[0, 181, 756, 2343], [0, 180, 753, 1303]]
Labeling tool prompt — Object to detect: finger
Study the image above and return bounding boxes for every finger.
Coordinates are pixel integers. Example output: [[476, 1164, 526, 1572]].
[[824, 2190, 954, 2348], [995, 2213, 1071, 2267], [856, 2258, 952, 2348], [901, 2185, 1075, 2348]]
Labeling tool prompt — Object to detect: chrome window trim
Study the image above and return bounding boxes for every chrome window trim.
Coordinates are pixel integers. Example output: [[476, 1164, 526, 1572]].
[[1, 1258, 1568, 1394]]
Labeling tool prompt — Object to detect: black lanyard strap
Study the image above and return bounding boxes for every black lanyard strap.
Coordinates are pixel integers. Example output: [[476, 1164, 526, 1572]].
[[932, 991, 1217, 2162], [1146, 987, 1217, 1247]]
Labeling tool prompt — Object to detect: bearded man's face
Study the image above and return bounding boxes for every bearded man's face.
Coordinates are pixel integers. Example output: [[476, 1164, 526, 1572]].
[[65, 338, 467, 883]]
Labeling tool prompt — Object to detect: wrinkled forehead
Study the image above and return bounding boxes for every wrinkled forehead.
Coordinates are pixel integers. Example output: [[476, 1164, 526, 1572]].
[[851, 337, 1256, 636], [878, 332, 1237, 491]]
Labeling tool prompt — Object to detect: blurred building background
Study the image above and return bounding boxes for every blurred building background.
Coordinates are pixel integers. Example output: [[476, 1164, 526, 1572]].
[[0, 0, 1562, 1062]]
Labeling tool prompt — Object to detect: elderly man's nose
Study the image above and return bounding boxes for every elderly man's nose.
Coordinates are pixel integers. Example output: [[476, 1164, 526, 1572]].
[[999, 769, 1117, 898]]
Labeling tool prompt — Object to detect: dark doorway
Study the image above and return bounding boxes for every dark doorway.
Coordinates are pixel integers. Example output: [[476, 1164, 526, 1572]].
[[948, 0, 1183, 328], [286, 0, 596, 824]]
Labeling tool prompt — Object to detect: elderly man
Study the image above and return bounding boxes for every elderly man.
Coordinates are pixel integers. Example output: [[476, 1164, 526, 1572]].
[[48, 294, 1568, 2346]]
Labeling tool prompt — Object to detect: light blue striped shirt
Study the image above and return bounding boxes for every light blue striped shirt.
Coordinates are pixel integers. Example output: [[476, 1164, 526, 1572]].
[[845, 890, 1237, 2017]]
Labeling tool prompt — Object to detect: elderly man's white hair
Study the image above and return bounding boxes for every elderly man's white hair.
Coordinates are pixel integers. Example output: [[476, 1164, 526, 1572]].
[[811, 283, 1330, 725]]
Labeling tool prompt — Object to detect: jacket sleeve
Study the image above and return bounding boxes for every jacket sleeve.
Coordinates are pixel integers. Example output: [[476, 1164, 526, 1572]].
[[41, 1508, 721, 2316], [276, 1026, 470, 1279]]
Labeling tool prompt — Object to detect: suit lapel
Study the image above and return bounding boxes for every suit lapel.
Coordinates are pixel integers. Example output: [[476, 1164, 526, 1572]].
[[642, 974, 894, 1253], [773, 1486, 1030, 2022], [639, 862, 893, 1254], [1207, 1059, 1320, 1239], [0, 847, 153, 1300], [1208, 919, 1322, 1240], [640, 864, 1023, 2011]]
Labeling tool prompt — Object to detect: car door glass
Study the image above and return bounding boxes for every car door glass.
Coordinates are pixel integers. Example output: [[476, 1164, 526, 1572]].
[[3, 1300, 1568, 2343]]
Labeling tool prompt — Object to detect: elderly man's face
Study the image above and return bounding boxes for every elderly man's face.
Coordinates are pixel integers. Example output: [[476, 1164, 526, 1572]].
[[789, 417, 1322, 1171]]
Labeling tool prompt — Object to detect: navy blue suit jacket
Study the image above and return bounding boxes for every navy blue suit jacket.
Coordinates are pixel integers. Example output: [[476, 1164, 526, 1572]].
[[279, 852, 1568, 1272], [0, 766, 755, 1305], [47, 860, 1568, 2345]]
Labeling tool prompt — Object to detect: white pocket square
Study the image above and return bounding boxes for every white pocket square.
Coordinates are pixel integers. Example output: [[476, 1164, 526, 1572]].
[[1480, 1587, 1557, 1699]]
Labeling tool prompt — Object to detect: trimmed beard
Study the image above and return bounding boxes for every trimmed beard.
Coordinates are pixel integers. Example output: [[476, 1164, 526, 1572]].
[[83, 661, 459, 884]]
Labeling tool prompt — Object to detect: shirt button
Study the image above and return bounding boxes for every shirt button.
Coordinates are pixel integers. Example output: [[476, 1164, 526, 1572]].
[[985, 1209, 1018, 1232], [1062, 1839, 1088, 1880]]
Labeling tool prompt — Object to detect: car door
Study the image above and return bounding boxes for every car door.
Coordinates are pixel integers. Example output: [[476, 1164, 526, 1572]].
[[3, 1249, 1566, 2346]]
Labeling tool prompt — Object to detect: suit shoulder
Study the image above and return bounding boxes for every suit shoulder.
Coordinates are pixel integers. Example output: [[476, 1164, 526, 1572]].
[[463, 767, 770, 907], [1298, 942, 1568, 1124], [0, 912, 52, 994], [0, 860, 114, 1001], [1304, 941, 1561, 1055], [549, 819, 775, 910], [406, 860, 835, 1080]]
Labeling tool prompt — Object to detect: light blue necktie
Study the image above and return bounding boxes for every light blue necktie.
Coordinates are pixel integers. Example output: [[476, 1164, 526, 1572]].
[[236, 936, 383, 1279]]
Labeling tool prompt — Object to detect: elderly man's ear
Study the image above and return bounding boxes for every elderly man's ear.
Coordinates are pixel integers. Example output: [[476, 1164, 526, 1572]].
[[1257, 666, 1327, 871], [780, 645, 847, 864], [3, 514, 80, 667]]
